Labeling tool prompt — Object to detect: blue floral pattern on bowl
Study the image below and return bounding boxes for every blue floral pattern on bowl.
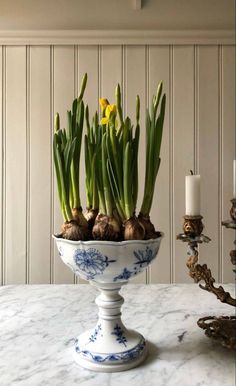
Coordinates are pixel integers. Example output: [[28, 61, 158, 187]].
[[134, 246, 158, 267], [54, 234, 163, 283], [113, 267, 134, 282], [113, 246, 158, 282], [73, 248, 116, 280]]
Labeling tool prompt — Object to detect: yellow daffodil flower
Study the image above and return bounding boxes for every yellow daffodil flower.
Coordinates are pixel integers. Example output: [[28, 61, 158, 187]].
[[99, 98, 109, 112], [101, 104, 117, 125]]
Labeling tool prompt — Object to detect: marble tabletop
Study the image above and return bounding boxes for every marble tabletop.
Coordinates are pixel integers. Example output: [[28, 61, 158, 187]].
[[0, 283, 235, 386]]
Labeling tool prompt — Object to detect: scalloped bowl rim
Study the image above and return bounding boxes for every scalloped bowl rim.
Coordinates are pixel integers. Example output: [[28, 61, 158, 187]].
[[52, 232, 164, 246]]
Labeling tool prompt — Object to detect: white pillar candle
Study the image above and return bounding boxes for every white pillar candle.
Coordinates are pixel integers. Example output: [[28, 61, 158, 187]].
[[233, 160, 236, 198], [185, 174, 201, 216]]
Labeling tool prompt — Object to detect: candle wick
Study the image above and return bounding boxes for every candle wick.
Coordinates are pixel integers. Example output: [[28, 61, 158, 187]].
[[190, 170, 194, 175]]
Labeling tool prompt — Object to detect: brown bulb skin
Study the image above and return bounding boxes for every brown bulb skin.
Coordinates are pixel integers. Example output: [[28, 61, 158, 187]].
[[72, 207, 88, 228], [138, 214, 160, 240], [84, 208, 99, 230], [61, 220, 90, 241], [92, 214, 120, 241], [123, 217, 145, 240]]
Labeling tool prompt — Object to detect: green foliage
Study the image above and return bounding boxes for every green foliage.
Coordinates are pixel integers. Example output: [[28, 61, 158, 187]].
[[140, 83, 166, 216], [53, 73, 87, 221], [53, 74, 166, 226]]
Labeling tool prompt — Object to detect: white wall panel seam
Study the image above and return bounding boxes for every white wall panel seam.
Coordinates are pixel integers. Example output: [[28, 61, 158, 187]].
[[145, 44, 149, 285], [96, 46, 100, 113], [50, 45, 54, 284], [74, 45, 78, 98], [26, 45, 30, 284], [194, 44, 200, 268], [98, 45, 101, 108], [121, 45, 124, 116], [1, 46, 6, 285], [3, 46, 7, 285], [124, 45, 128, 119], [194, 45, 198, 173], [74, 44, 78, 284], [0, 47, 2, 285], [193, 45, 196, 172], [169, 45, 174, 283], [122, 45, 126, 118], [218, 44, 223, 283]]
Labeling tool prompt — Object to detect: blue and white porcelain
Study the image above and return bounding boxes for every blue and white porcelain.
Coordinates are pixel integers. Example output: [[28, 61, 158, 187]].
[[53, 235, 163, 372]]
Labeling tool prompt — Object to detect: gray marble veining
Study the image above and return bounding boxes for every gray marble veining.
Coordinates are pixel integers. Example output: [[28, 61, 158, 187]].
[[0, 284, 235, 386]]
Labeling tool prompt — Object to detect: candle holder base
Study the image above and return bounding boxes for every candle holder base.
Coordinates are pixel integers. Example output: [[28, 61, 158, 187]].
[[182, 215, 204, 237], [197, 316, 236, 350]]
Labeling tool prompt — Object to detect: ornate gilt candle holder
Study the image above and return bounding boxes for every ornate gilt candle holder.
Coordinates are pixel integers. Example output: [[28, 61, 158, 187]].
[[222, 198, 236, 269], [177, 206, 236, 350]]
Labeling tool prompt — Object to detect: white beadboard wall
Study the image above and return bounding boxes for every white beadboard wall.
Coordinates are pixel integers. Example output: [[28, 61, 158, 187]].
[[0, 42, 235, 285]]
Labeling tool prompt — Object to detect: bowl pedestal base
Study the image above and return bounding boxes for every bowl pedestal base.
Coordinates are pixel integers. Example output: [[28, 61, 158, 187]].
[[74, 281, 147, 372]]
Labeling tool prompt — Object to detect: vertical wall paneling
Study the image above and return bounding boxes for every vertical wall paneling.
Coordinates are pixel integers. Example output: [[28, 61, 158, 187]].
[[222, 46, 235, 283], [218, 45, 223, 283], [198, 46, 219, 279], [0, 41, 235, 285], [0, 47, 3, 284], [53, 46, 75, 283], [5, 47, 27, 284], [29, 46, 51, 283], [148, 46, 171, 283], [125, 45, 147, 283], [173, 46, 195, 282], [77, 45, 99, 215], [169, 46, 174, 283], [78, 46, 99, 119], [77, 45, 99, 283], [74, 45, 79, 285], [50, 45, 54, 283], [26, 46, 30, 283], [194, 46, 199, 172], [100, 46, 122, 102]]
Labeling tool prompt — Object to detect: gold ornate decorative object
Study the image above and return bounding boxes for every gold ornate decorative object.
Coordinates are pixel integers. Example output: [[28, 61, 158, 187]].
[[197, 316, 236, 350], [182, 215, 204, 237], [222, 199, 236, 268], [185, 248, 236, 307], [230, 198, 236, 221], [230, 241, 236, 266], [177, 202, 236, 350]]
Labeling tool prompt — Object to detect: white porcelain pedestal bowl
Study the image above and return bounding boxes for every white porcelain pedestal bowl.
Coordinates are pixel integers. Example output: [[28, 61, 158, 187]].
[[53, 234, 163, 372]]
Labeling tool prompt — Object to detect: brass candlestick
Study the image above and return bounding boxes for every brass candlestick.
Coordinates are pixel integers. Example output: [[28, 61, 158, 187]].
[[177, 207, 236, 350]]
